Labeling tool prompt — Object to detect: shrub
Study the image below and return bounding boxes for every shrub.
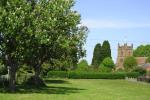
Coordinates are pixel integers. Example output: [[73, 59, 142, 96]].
[[101, 57, 115, 68], [123, 56, 137, 71], [47, 71, 140, 79], [133, 67, 146, 75], [17, 65, 34, 84], [47, 71, 68, 78], [76, 59, 89, 71], [99, 65, 112, 72], [125, 72, 140, 78], [99, 57, 115, 72]]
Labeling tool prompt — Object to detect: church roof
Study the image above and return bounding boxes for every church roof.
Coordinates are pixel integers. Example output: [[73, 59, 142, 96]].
[[142, 63, 150, 68]]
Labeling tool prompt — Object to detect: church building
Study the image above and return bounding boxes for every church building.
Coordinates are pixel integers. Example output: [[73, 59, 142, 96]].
[[116, 43, 147, 69]]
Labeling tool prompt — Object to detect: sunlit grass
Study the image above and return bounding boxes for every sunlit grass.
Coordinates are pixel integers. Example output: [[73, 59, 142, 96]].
[[0, 79, 150, 100]]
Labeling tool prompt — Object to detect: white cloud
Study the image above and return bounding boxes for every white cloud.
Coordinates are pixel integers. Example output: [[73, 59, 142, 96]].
[[81, 19, 150, 29]]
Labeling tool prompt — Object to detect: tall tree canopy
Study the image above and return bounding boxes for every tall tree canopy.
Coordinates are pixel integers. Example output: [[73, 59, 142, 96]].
[[133, 45, 150, 57], [101, 40, 111, 61], [0, 0, 88, 91], [91, 43, 102, 68], [0, 0, 34, 91]]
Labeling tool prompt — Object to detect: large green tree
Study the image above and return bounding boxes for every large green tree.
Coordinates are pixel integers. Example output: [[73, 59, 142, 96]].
[[133, 45, 150, 57], [91, 43, 102, 68], [0, 0, 88, 91], [101, 40, 111, 61], [23, 0, 88, 85], [0, 0, 34, 91]]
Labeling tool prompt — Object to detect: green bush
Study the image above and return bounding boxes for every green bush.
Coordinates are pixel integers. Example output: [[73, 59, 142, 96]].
[[133, 67, 146, 75], [17, 65, 34, 84], [99, 64, 112, 72], [76, 59, 89, 71], [125, 72, 141, 78], [47, 71, 68, 78], [123, 56, 137, 71], [101, 57, 115, 68], [47, 71, 140, 79]]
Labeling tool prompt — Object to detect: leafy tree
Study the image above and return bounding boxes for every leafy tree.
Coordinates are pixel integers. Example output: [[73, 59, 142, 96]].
[[101, 40, 111, 61], [134, 45, 150, 57], [91, 43, 102, 68], [101, 57, 115, 68], [123, 56, 137, 71], [0, 0, 88, 91], [77, 59, 89, 71], [23, 0, 88, 85], [0, 0, 33, 91], [99, 57, 114, 72]]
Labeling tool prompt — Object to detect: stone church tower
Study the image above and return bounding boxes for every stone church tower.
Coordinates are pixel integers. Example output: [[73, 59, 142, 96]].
[[116, 43, 133, 69]]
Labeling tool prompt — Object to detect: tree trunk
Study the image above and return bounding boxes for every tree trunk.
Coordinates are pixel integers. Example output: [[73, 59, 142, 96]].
[[8, 66, 16, 92], [34, 64, 41, 86]]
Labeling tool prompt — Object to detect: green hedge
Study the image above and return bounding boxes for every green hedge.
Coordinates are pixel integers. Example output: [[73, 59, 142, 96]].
[[47, 71, 68, 78], [47, 71, 140, 79]]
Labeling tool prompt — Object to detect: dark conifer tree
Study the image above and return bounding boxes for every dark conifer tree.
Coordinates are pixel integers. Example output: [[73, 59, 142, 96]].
[[91, 43, 102, 68], [101, 40, 111, 61]]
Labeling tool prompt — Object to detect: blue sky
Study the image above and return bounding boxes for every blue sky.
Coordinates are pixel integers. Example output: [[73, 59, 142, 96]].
[[74, 0, 150, 64]]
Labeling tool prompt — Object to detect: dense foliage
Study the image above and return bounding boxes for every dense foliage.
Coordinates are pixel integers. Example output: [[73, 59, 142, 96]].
[[76, 59, 89, 71], [101, 57, 115, 68], [91, 43, 102, 68], [0, 0, 88, 91], [133, 45, 150, 57], [47, 71, 140, 79], [123, 56, 137, 71], [101, 40, 111, 60], [91, 40, 111, 69]]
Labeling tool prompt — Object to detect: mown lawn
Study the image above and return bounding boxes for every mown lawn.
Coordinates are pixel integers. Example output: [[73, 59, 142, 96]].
[[0, 79, 150, 100]]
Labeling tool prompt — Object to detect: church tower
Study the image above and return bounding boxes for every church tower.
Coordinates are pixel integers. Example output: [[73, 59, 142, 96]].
[[116, 43, 133, 69]]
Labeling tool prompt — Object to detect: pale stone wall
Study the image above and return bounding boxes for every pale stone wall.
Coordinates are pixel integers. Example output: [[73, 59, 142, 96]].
[[116, 43, 133, 69]]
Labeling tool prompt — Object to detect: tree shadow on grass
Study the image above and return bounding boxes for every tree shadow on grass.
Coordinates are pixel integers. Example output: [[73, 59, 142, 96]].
[[17, 85, 85, 94], [44, 79, 70, 84], [0, 79, 86, 95]]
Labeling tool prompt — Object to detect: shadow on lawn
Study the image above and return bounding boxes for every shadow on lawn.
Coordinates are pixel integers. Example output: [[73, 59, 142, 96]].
[[0, 79, 85, 94], [44, 79, 70, 84], [17, 85, 85, 94]]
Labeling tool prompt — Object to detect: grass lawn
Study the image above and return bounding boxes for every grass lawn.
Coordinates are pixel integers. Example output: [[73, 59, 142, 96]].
[[0, 79, 150, 100]]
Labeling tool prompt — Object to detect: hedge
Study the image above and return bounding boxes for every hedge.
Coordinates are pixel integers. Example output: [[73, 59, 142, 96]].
[[47, 71, 68, 78], [47, 71, 140, 79]]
